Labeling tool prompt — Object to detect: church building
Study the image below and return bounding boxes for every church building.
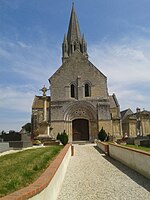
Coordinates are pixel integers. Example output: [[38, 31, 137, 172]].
[[31, 4, 122, 142]]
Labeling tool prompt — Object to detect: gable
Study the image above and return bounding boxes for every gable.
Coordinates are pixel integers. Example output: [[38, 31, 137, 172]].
[[49, 50, 106, 82], [121, 108, 133, 120], [49, 50, 108, 101]]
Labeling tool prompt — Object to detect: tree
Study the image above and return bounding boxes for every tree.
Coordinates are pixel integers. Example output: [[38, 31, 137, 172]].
[[56, 130, 68, 145], [98, 127, 107, 141], [22, 123, 31, 133]]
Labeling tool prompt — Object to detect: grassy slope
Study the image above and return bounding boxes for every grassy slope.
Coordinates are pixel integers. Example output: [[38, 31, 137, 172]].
[[0, 146, 63, 197], [124, 144, 150, 152]]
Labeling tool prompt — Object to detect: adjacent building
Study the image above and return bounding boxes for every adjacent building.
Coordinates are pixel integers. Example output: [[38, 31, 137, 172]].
[[121, 108, 150, 137]]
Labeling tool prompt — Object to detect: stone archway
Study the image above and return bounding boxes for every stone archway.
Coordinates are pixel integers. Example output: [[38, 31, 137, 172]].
[[72, 119, 89, 141], [63, 101, 98, 142]]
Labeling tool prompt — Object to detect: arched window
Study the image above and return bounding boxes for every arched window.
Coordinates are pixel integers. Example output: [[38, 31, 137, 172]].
[[71, 84, 75, 98], [85, 83, 91, 97]]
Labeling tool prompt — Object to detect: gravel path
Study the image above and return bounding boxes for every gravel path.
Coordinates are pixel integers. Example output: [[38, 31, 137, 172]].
[[57, 144, 150, 200]]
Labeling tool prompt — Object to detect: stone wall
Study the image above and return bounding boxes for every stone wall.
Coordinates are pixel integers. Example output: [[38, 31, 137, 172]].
[[109, 143, 150, 179], [96, 141, 109, 155]]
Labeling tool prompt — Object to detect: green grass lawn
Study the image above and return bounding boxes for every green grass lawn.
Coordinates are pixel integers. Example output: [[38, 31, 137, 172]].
[[123, 144, 150, 152], [0, 145, 63, 197]]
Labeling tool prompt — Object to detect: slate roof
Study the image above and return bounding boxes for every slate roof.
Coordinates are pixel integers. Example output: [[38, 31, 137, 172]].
[[120, 108, 133, 119], [121, 108, 150, 121]]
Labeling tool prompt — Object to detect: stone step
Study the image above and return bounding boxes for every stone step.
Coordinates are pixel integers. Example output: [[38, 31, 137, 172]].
[[43, 141, 60, 146], [72, 141, 92, 145]]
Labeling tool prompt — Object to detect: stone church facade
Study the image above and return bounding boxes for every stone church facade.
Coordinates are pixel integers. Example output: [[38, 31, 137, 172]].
[[32, 4, 122, 142]]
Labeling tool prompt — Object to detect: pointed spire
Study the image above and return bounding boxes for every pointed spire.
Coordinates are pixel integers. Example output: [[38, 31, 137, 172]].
[[62, 3, 88, 63], [63, 34, 67, 43], [82, 34, 88, 58], [82, 34, 86, 47], [82, 34, 85, 42], [62, 34, 68, 62], [67, 3, 81, 43]]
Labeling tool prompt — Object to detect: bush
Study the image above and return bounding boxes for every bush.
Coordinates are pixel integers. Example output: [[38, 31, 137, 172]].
[[98, 127, 107, 141], [32, 140, 42, 145], [56, 130, 68, 145], [56, 132, 61, 140]]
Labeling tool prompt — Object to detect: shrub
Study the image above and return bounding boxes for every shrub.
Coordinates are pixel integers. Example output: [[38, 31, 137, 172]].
[[56, 132, 61, 140], [32, 140, 42, 145], [98, 127, 107, 141], [57, 130, 68, 145]]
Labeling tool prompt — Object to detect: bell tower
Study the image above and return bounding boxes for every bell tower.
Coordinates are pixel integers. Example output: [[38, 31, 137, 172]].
[[62, 3, 88, 63]]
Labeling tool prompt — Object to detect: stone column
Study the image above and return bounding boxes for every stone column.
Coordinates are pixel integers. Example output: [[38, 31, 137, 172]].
[[136, 108, 142, 136], [40, 85, 49, 122], [77, 76, 82, 100], [43, 96, 47, 121], [47, 125, 50, 136]]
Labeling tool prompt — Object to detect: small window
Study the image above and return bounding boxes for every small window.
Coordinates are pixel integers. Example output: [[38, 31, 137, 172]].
[[71, 84, 75, 98], [85, 83, 90, 97]]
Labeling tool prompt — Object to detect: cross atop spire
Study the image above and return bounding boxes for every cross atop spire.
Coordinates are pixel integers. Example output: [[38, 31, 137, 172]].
[[62, 3, 88, 63]]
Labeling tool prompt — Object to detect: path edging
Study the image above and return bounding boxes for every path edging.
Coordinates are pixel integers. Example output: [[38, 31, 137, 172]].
[[0, 144, 71, 200], [97, 141, 150, 179]]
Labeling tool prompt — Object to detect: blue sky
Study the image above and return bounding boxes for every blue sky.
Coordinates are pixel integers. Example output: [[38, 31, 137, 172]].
[[0, 0, 150, 131]]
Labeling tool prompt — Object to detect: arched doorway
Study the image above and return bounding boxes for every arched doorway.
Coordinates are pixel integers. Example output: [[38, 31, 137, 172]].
[[72, 119, 89, 141]]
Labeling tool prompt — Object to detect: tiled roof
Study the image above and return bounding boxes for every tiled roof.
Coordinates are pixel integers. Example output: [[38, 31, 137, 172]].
[[32, 96, 51, 109]]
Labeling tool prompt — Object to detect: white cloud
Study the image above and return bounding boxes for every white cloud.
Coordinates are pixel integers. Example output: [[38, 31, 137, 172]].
[[0, 39, 61, 83], [89, 37, 150, 111], [134, 25, 150, 34], [0, 85, 35, 131], [0, 85, 34, 112], [0, 38, 61, 131], [17, 41, 32, 48], [108, 84, 150, 111]]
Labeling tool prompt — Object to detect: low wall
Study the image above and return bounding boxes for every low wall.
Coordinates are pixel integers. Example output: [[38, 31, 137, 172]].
[[9, 141, 32, 149], [96, 141, 109, 155], [140, 140, 150, 147], [109, 143, 150, 179], [1, 144, 71, 200], [0, 142, 11, 153]]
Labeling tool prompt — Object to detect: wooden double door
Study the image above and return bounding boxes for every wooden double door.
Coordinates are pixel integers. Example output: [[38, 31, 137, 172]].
[[72, 119, 89, 141]]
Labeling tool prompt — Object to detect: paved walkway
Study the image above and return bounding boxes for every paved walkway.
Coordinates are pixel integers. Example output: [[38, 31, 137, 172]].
[[57, 144, 150, 200]]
